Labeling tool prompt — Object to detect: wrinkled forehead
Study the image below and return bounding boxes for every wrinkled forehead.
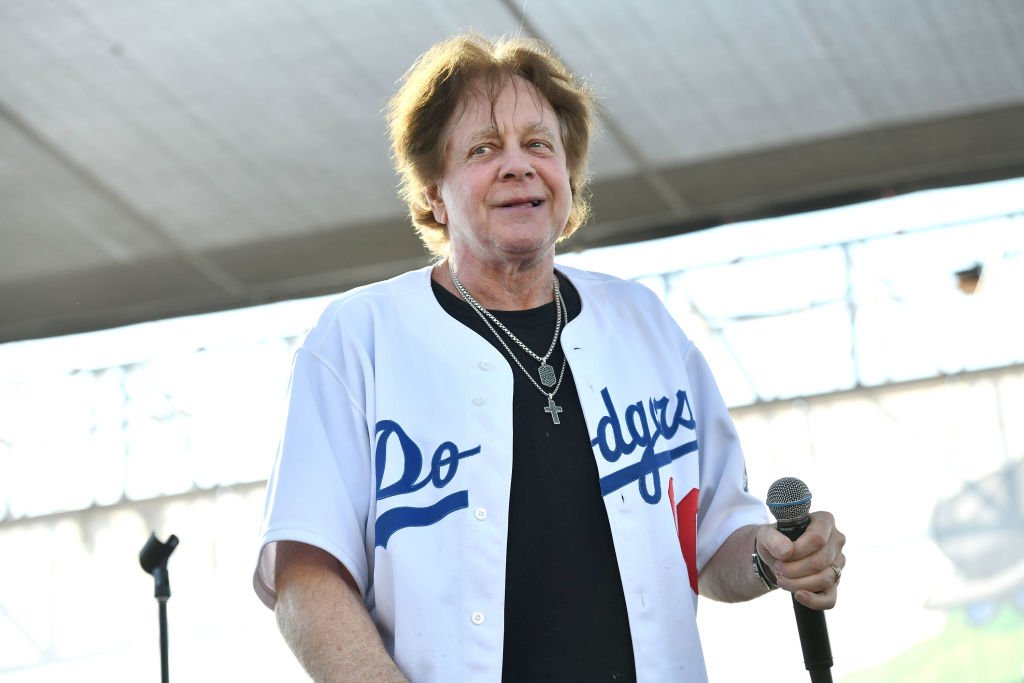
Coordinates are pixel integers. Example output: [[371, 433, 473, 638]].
[[447, 74, 562, 143]]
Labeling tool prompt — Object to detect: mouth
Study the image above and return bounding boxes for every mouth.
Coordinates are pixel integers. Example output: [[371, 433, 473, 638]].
[[498, 199, 544, 209]]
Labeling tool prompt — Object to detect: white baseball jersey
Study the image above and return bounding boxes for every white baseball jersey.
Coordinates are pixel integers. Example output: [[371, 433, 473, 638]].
[[254, 265, 768, 682]]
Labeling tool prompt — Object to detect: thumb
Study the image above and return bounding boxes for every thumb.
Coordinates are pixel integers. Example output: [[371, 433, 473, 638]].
[[761, 533, 793, 561]]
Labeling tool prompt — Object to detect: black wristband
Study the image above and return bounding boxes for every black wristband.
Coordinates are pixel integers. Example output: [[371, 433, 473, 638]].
[[752, 539, 779, 591]]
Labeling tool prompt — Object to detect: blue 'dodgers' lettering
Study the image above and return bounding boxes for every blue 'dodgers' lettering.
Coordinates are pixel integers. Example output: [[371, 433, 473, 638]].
[[590, 387, 697, 504], [374, 420, 480, 548]]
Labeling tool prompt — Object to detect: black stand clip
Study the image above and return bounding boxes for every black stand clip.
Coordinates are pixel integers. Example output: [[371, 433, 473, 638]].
[[139, 533, 178, 683]]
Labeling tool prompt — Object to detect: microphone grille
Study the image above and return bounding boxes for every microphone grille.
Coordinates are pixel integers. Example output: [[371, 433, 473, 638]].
[[766, 477, 812, 522]]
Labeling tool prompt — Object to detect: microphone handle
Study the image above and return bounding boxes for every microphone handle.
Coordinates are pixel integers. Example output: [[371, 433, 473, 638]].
[[778, 517, 834, 683]]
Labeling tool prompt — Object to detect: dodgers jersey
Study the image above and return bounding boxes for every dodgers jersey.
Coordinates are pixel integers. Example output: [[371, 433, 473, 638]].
[[254, 265, 769, 682]]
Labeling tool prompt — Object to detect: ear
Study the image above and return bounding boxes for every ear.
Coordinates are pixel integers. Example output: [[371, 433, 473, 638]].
[[425, 184, 447, 226]]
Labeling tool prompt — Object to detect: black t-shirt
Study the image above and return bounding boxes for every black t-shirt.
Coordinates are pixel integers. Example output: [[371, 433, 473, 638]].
[[432, 272, 637, 683]]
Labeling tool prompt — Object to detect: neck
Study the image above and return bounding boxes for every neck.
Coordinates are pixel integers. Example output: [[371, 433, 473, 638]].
[[438, 254, 555, 310]]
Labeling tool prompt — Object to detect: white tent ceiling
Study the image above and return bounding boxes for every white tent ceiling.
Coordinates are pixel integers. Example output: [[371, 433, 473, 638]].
[[2, 0, 1023, 342]]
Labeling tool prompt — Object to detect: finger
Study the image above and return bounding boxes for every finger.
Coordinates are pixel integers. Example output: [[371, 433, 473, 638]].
[[756, 526, 794, 562], [779, 575, 838, 610], [779, 556, 842, 590], [790, 527, 846, 578], [779, 556, 844, 609], [789, 511, 835, 557], [793, 586, 837, 610], [806, 510, 835, 532], [777, 543, 841, 582], [783, 542, 846, 585]]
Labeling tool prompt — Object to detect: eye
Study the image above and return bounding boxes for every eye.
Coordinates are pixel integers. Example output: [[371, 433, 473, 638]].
[[527, 140, 555, 154], [470, 144, 493, 157]]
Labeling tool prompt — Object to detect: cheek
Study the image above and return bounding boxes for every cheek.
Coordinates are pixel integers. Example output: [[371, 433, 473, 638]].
[[447, 186, 475, 218], [446, 173, 484, 209], [547, 159, 572, 192], [551, 170, 573, 207]]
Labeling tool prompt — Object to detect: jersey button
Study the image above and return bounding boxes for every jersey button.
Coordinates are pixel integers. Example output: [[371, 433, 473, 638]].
[[478, 360, 492, 371], [474, 507, 488, 521], [472, 396, 486, 406], [471, 612, 485, 625]]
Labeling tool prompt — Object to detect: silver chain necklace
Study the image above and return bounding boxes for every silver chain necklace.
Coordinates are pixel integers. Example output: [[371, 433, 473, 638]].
[[448, 261, 563, 384], [448, 261, 569, 424]]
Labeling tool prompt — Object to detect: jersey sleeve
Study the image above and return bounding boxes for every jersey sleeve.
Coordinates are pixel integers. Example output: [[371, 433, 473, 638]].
[[685, 345, 769, 571], [253, 344, 373, 608]]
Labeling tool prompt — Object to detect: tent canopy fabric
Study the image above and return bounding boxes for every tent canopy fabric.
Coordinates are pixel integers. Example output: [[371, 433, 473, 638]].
[[2, 0, 1023, 342]]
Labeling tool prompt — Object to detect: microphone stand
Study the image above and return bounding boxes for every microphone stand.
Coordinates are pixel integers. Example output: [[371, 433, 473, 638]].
[[139, 533, 179, 683]]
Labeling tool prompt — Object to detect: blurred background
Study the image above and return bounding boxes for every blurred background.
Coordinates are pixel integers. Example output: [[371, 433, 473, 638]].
[[1, 1, 1023, 681]]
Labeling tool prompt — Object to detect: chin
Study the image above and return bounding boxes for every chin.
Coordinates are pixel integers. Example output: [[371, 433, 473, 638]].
[[498, 235, 558, 257]]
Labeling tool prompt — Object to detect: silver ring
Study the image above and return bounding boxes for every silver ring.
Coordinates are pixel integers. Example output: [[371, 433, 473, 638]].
[[830, 563, 842, 586]]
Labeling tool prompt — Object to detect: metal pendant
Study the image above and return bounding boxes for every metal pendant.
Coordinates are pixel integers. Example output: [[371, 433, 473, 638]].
[[544, 395, 563, 424], [538, 363, 556, 387]]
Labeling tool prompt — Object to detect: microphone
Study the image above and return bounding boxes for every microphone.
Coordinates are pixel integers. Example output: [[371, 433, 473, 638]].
[[767, 477, 834, 683]]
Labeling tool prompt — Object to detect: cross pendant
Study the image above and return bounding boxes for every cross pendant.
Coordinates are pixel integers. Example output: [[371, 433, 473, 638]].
[[543, 396, 563, 424]]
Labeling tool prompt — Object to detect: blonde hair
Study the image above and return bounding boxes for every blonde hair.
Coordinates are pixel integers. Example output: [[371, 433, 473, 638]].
[[387, 33, 595, 258]]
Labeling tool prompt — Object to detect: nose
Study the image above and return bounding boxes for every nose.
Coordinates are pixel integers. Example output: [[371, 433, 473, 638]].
[[498, 147, 535, 180]]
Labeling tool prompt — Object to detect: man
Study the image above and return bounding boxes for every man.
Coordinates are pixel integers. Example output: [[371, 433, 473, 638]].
[[254, 33, 846, 682]]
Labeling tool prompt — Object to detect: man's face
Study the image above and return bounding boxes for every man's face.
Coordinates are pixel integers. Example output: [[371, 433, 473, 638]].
[[428, 76, 572, 271]]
